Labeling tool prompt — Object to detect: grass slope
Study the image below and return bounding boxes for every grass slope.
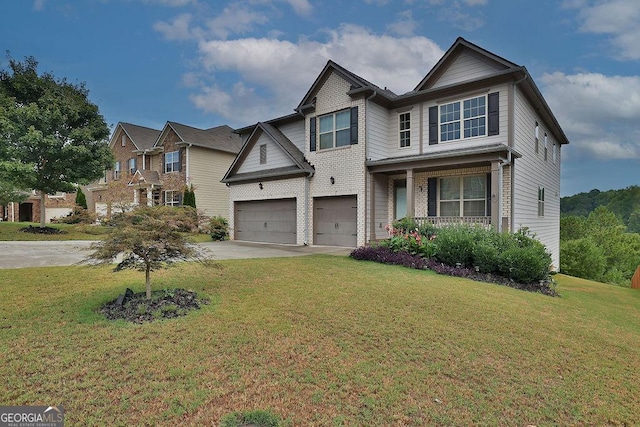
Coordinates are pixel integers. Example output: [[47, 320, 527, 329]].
[[1, 256, 638, 426]]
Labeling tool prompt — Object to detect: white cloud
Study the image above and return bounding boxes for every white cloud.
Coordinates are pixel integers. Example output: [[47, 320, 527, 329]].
[[568, 0, 640, 60], [387, 10, 418, 36], [206, 4, 269, 39], [541, 71, 640, 160], [153, 13, 198, 40], [437, 1, 486, 31], [143, 0, 197, 6], [190, 25, 444, 125], [33, 0, 46, 11], [284, 0, 312, 16]]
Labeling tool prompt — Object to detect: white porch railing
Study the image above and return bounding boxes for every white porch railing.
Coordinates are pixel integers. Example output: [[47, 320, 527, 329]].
[[414, 216, 491, 228]]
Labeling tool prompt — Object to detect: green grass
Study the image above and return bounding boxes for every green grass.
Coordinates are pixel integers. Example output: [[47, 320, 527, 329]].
[[1, 256, 638, 426], [0, 221, 213, 242]]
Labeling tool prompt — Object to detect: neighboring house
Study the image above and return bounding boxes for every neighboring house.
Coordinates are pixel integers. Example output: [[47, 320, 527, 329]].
[[223, 37, 569, 268], [1, 191, 76, 223], [88, 121, 242, 219]]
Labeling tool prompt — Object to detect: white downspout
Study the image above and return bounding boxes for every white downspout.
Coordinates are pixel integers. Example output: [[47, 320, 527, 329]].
[[304, 176, 309, 245], [185, 144, 192, 184], [10, 202, 14, 222], [365, 90, 378, 243]]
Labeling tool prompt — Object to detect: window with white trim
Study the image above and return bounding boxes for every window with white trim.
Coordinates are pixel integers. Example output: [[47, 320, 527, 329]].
[[164, 190, 180, 207], [535, 121, 539, 154], [121, 135, 126, 147], [538, 186, 545, 217], [553, 142, 557, 163], [319, 109, 350, 150], [544, 133, 548, 161], [399, 112, 410, 148], [260, 144, 267, 164], [164, 150, 179, 173], [113, 161, 121, 180], [439, 175, 487, 217], [440, 95, 486, 142], [128, 158, 136, 175]]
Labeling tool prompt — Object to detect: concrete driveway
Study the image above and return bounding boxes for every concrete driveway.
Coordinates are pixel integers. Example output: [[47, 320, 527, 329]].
[[0, 240, 352, 269]]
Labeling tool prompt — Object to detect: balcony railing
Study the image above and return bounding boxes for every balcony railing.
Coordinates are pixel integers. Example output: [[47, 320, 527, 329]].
[[414, 216, 491, 228]]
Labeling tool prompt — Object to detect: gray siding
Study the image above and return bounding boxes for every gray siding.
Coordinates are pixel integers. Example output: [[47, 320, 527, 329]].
[[512, 86, 561, 269], [431, 50, 504, 89], [366, 101, 389, 161], [237, 132, 296, 174], [279, 120, 306, 153]]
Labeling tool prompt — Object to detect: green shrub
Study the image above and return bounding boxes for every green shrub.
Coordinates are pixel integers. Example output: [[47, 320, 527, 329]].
[[219, 409, 282, 427], [560, 238, 606, 281], [210, 216, 229, 241], [497, 244, 551, 283], [472, 241, 499, 273], [75, 187, 88, 209], [51, 207, 96, 224], [391, 217, 436, 237], [432, 225, 477, 267]]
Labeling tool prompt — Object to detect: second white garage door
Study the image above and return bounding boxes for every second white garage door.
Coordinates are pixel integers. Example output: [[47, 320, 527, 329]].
[[234, 199, 297, 244]]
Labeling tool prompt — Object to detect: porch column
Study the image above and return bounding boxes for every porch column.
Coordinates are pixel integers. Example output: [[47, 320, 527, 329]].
[[490, 161, 500, 231], [133, 188, 139, 206], [406, 169, 414, 218], [146, 188, 153, 206], [369, 173, 376, 242]]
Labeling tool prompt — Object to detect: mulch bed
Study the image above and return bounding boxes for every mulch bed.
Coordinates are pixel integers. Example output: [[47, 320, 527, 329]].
[[20, 225, 67, 234], [100, 288, 210, 324]]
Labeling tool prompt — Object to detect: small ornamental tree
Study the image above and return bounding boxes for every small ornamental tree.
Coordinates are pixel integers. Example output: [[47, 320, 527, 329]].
[[75, 186, 88, 209], [183, 185, 196, 208], [86, 206, 208, 299]]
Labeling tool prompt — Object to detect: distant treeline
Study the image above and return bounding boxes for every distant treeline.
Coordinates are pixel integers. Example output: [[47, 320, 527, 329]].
[[561, 185, 640, 233]]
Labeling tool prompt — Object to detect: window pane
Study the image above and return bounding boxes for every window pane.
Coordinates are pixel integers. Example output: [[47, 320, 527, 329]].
[[440, 201, 460, 216], [319, 133, 333, 150], [335, 129, 350, 147], [440, 177, 460, 200], [319, 115, 333, 133], [335, 111, 350, 130], [463, 176, 485, 199], [441, 122, 460, 142], [463, 200, 485, 216]]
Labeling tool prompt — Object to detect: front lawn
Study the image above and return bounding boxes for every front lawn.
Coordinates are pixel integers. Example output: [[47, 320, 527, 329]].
[[1, 256, 638, 425]]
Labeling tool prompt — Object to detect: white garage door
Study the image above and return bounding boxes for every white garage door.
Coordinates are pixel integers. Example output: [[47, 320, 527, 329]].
[[235, 199, 297, 244]]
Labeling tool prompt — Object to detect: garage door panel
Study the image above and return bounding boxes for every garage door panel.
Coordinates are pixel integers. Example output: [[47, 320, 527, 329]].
[[314, 196, 357, 247], [235, 199, 296, 244]]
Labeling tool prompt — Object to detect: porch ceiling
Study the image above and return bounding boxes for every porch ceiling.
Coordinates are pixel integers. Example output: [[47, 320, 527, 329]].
[[366, 143, 520, 174]]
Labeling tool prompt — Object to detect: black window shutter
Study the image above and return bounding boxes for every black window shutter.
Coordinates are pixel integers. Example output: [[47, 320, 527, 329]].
[[428, 106, 438, 145], [350, 106, 358, 145], [162, 154, 165, 172], [177, 150, 182, 172], [486, 173, 492, 216], [488, 92, 499, 136], [310, 117, 316, 152], [427, 177, 437, 216]]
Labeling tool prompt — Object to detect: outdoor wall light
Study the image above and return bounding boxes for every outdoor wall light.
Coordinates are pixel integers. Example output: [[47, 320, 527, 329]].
[[330, 176, 335, 185], [259, 182, 263, 190]]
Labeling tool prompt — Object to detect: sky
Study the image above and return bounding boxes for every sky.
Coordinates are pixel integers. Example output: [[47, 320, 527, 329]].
[[1, 0, 639, 197]]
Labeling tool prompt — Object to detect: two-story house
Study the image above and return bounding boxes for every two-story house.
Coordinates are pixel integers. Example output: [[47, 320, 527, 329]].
[[222, 37, 569, 268], [89, 121, 242, 219]]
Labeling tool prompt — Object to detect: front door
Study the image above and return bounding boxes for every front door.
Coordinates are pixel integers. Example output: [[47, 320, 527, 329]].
[[395, 181, 407, 220]]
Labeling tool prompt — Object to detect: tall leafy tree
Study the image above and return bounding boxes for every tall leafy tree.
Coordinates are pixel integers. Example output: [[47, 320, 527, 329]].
[[0, 55, 113, 226]]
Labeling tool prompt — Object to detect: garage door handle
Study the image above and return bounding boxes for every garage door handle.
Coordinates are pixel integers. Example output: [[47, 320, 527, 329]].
[[335, 222, 339, 229], [264, 222, 267, 228]]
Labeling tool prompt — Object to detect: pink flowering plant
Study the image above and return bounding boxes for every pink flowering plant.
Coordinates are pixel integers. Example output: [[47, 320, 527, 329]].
[[381, 219, 437, 258]]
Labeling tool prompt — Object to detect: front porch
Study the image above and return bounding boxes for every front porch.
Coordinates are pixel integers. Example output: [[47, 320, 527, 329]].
[[366, 144, 519, 241]]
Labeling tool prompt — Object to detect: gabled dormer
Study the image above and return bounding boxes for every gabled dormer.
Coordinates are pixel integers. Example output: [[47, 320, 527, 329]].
[[222, 122, 314, 184], [414, 37, 519, 92]]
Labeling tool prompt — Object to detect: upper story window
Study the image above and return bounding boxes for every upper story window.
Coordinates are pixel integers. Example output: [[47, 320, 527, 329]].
[[399, 112, 410, 148], [260, 144, 267, 164], [164, 150, 180, 173], [113, 161, 121, 180], [121, 135, 126, 147], [440, 95, 486, 142], [535, 121, 539, 153], [538, 186, 545, 217], [439, 175, 487, 217], [128, 158, 136, 175], [319, 110, 350, 150], [544, 133, 548, 161], [310, 106, 358, 152], [553, 142, 557, 164]]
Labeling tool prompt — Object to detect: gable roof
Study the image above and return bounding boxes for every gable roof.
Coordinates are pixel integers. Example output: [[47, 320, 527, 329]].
[[296, 60, 397, 111], [155, 122, 243, 154], [414, 37, 519, 92], [111, 122, 161, 150], [128, 169, 161, 186], [222, 122, 314, 183]]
